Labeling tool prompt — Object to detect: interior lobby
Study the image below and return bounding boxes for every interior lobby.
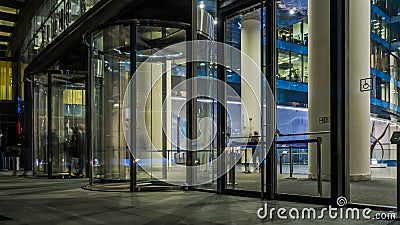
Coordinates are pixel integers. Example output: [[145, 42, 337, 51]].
[[0, 0, 400, 224]]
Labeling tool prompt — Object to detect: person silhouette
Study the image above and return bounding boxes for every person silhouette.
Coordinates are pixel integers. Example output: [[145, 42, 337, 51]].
[[249, 131, 260, 172]]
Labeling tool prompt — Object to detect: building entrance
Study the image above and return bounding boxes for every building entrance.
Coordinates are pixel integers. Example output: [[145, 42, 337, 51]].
[[27, 71, 87, 178]]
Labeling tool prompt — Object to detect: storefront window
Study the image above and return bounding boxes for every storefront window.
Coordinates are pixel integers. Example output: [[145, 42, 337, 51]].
[[0, 61, 12, 101]]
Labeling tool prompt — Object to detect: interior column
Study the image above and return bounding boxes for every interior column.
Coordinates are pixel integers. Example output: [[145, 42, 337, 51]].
[[308, 0, 371, 180], [136, 62, 164, 175], [348, 0, 371, 181], [308, 0, 331, 180], [241, 10, 262, 169]]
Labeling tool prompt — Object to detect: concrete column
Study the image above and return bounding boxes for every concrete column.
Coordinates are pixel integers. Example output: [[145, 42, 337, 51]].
[[136, 62, 164, 174], [241, 10, 262, 168], [308, 0, 371, 181], [308, 0, 331, 180], [348, 0, 371, 181], [241, 10, 262, 135]]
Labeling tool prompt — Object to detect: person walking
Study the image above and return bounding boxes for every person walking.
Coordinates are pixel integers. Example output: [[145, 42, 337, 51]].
[[249, 131, 260, 172]]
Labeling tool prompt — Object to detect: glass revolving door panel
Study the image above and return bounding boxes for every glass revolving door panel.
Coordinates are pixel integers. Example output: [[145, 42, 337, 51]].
[[31, 71, 87, 178], [33, 74, 48, 176], [50, 73, 86, 177], [87, 20, 189, 190]]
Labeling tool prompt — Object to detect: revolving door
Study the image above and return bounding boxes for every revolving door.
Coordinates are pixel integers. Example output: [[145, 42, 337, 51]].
[[85, 20, 191, 189], [28, 71, 87, 178]]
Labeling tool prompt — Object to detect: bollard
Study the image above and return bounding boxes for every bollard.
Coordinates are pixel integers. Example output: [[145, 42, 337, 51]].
[[286, 147, 297, 179]]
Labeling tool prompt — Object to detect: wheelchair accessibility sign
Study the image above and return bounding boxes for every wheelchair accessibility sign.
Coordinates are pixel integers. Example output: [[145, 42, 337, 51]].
[[360, 78, 373, 92]]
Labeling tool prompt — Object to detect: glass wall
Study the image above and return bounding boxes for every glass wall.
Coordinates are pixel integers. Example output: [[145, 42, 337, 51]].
[[347, 0, 399, 207], [91, 24, 131, 182], [276, 0, 400, 207], [276, 0, 332, 198], [76, 0, 399, 208], [274, 0, 399, 205], [224, 8, 263, 192], [195, 0, 218, 191], [222, 4, 274, 194]]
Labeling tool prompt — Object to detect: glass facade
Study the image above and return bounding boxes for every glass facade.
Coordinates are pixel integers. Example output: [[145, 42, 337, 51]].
[[82, 1, 399, 207], [274, 0, 398, 206], [21, 0, 101, 64], [18, 0, 400, 210]]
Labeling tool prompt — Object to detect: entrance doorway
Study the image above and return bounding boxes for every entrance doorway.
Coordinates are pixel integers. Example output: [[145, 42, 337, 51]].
[[28, 71, 87, 178]]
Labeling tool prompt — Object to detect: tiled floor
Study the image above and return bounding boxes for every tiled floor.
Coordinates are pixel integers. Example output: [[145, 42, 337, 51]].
[[0, 174, 397, 225]]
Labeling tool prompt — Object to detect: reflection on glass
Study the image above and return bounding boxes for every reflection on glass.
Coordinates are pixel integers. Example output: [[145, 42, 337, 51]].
[[225, 8, 264, 192], [50, 73, 86, 176], [32, 72, 87, 177], [276, 0, 331, 198], [92, 24, 131, 181], [365, 0, 400, 206], [33, 74, 48, 176]]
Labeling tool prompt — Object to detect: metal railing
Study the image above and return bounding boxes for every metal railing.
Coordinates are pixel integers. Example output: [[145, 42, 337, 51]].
[[277, 131, 329, 196], [226, 131, 329, 196]]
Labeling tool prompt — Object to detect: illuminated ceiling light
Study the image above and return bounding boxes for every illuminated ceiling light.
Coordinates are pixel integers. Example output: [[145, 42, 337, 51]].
[[199, 1, 205, 9], [213, 18, 218, 25]]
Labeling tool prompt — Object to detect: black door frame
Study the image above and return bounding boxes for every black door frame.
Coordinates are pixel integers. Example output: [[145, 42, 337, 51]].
[[216, 0, 267, 199]]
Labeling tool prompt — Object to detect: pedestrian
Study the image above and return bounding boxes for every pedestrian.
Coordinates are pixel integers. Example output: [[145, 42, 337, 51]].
[[249, 131, 260, 172]]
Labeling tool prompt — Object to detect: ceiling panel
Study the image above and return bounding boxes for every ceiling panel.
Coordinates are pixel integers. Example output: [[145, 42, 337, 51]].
[[0, 0, 25, 10], [0, 0, 25, 59], [0, 25, 13, 33]]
